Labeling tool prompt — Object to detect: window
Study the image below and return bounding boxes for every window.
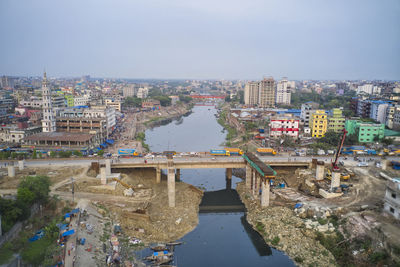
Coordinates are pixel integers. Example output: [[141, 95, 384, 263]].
[[390, 207, 395, 213], [392, 193, 396, 199]]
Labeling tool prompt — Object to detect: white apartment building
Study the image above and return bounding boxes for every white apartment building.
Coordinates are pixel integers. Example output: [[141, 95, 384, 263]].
[[384, 178, 400, 220], [105, 98, 121, 111], [73, 95, 90, 106], [357, 84, 381, 95], [137, 87, 149, 99], [270, 118, 300, 139], [276, 78, 294, 105], [244, 82, 259, 106], [123, 85, 136, 97]]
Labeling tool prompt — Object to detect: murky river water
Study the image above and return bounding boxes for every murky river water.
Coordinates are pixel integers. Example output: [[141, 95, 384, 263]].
[[142, 105, 295, 266]]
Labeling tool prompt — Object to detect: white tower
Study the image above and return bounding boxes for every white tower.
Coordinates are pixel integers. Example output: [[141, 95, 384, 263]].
[[41, 72, 56, 132]]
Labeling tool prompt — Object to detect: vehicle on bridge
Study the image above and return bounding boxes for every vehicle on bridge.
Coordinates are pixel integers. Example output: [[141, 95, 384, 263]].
[[118, 149, 140, 157], [224, 148, 243, 155], [210, 149, 230, 156], [256, 148, 277, 156]]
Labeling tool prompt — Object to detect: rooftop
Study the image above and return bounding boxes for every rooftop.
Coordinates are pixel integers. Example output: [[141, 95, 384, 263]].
[[25, 132, 94, 142]]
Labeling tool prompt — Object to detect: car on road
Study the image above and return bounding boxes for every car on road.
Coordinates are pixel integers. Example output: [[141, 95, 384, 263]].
[[357, 162, 368, 167]]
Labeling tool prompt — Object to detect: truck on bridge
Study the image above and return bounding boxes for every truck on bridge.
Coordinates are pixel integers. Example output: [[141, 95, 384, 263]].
[[210, 149, 230, 156], [225, 148, 243, 155], [118, 149, 140, 157], [256, 148, 277, 156]]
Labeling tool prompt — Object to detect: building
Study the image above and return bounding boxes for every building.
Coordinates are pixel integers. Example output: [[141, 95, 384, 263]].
[[383, 178, 400, 220], [0, 125, 42, 144], [244, 82, 259, 106], [276, 78, 294, 105], [41, 72, 56, 132], [345, 119, 385, 143], [169, 96, 179, 105], [385, 104, 400, 129], [356, 99, 372, 118], [142, 100, 161, 109], [300, 102, 319, 128], [259, 77, 275, 108], [123, 85, 136, 98], [328, 108, 345, 133], [311, 110, 328, 138], [137, 87, 148, 99], [270, 117, 299, 139], [357, 84, 381, 95], [370, 101, 389, 124], [56, 106, 116, 139], [105, 98, 121, 111], [24, 132, 98, 151], [73, 96, 90, 107], [65, 95, 74, 107]]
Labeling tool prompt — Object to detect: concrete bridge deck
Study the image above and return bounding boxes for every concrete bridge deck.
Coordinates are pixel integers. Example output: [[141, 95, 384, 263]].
[[109, 156, 311, 169]]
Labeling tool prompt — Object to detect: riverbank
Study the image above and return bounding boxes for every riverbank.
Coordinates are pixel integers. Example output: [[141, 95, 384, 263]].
[[110, 103, 193, 154], [236, 182, 336, 267]]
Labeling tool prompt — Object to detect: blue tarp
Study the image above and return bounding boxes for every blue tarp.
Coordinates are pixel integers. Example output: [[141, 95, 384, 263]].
[[106, 139, 114, 145], [70, 208, 80, 214], [294, 203, 303, 209], [57, 223, 69, 230], [62, 229, 75, 237], [64, 213, 71, 218], [96, 147, 102, 151], [100, 143, 107, 148]]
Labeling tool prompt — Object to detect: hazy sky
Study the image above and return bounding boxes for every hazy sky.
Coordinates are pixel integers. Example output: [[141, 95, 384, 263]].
[[0, 0, 399, 80]]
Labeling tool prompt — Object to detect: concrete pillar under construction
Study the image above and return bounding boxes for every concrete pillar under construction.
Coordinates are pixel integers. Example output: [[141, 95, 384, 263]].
[[316, 161, 325, 181], [252, 171, 256, 196], [381, 159, 388, 170], [245, 165, 252, 189], [261, 179, 270, 207], [255, 174, 260, 198], [18, 160, 24, 171], [226, 168, 232, 180], [176, 169, 181, 181], [100, 167, 107, 185], [330, 171, 341, 190], [156, 168, 161, 183], [105, 159, 111, 176], [8, 166, 15, 177], [167, 168, 176, 208]]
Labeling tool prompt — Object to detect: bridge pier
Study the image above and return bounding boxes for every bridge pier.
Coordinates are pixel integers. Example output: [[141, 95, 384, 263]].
[[8, 165, 15, 177], [251, 171, 256, 196], [226, 176, 232, 190], [245, 164, 251, 189], [167, 167, 175, 207], [255, 174, 260, 198], [105, 159, 111, 176], [226, 168, 232, 180], [176, 168, 181, 181], [316, 161, 324, 181], [156, 168, 161, 183], [261, 179, 270, 207]]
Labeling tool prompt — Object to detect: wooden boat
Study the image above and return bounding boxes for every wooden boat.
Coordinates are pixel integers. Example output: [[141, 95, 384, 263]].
[[166, 241, 182, 246], [151, 244, 168, 251], [144, 252, 173, 261]]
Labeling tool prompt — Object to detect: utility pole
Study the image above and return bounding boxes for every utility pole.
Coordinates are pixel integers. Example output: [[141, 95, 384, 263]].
[[71, 177, 75, 203]]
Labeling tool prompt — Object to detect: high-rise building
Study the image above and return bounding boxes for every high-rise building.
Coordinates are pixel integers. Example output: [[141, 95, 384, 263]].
[[123, 85, 136, 98], [244, 82, 259, 106], [311, 110, 327, 138], [259, 77, 275, 108], [276, 78, 293, 105], [41, 72, 56, 133]]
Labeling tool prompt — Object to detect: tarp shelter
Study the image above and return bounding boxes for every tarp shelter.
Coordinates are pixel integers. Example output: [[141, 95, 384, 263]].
[[61, 229, 75, 237], [57, 223, 68, 230], [70, 208, 80, 214], [100, 143, 108, 148], [106, 139, 115, 145], [64, 213, 70, 218]]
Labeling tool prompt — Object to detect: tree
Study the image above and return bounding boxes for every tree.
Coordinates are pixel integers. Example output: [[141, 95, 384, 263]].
[[17, 187, 35, 206], [320, 131, 341, 146], [98, 150, 104, 156], [32, 149, 37, 159], [225, 95, 231, 102], [18, 175, 50, 204], [178, 95, 192, 103], [123, 96, 142, 108], [153, 95, 171, 107]]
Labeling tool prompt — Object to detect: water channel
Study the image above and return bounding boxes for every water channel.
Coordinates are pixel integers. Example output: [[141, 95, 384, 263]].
[[143, 105, 295, 266]]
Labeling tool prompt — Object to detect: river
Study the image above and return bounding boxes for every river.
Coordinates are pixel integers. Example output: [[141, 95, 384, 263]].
[[143, 105, 295, 266]]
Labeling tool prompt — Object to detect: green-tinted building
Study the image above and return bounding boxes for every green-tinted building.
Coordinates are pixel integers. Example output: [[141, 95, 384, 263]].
[[345, 119, 385, 143], [328, 108, 345, 133], [65, 95, 74, 107]]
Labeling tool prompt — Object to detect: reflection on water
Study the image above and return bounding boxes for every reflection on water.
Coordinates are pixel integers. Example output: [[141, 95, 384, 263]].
[[144, 106, 294, 266]]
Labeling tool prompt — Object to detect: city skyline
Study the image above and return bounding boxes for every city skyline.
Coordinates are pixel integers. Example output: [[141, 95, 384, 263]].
[[0, 0, 399, 80]]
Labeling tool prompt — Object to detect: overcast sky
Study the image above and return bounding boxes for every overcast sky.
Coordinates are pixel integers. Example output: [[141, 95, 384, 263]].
[[0, 0, 399, 80]]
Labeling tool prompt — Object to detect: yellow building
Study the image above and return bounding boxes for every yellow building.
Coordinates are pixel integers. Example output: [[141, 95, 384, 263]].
[[311, 110, 328, 138]]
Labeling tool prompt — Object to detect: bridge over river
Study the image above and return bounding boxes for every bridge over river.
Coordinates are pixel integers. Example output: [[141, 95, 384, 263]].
[[102, 153, 311, 208]]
